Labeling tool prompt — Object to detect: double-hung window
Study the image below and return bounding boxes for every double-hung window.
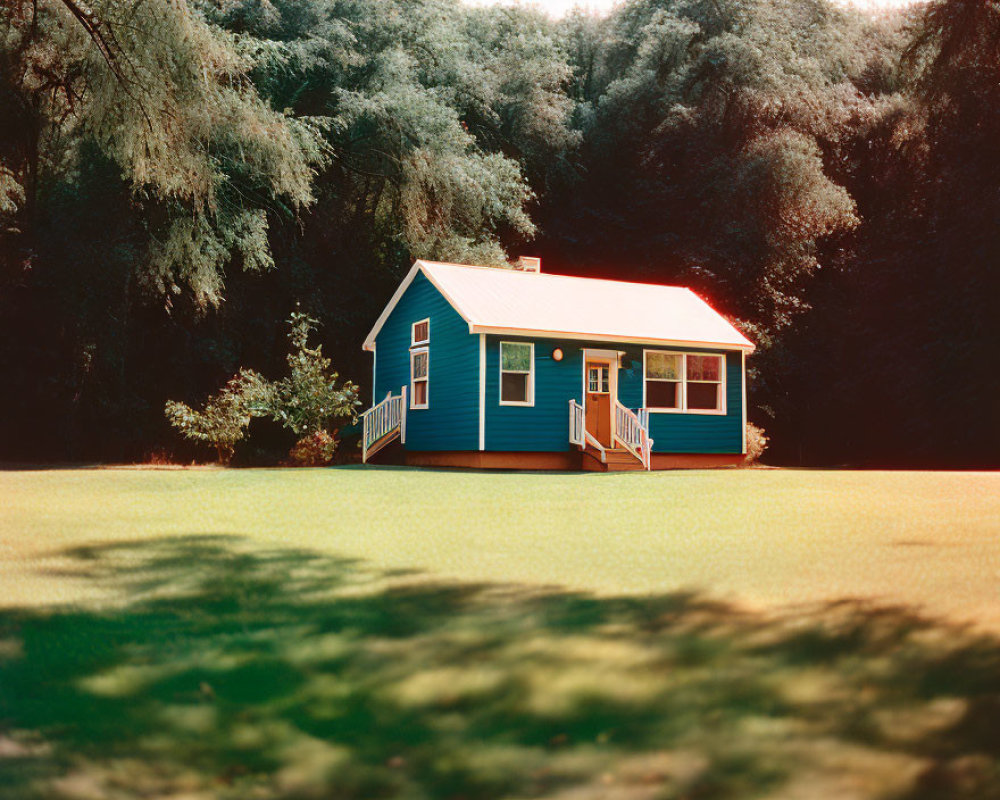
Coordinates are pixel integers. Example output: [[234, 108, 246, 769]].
[[644, 351, 725, 413], [410, 319, 430, 409], [499, 342, 534, 405]]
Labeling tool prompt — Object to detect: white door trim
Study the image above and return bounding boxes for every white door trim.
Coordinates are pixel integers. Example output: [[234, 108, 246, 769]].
[[582, 350, 618, 445]]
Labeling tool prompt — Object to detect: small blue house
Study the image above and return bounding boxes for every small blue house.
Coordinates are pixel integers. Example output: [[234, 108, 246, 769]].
[[360, 258, 755, 471]]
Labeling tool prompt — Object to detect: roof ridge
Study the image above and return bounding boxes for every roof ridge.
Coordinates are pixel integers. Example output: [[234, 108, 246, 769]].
[[420, 260, 691, 292]]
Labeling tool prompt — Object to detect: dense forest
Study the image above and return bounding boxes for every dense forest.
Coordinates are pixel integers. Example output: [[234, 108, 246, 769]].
[[0, 0, 996, 466]]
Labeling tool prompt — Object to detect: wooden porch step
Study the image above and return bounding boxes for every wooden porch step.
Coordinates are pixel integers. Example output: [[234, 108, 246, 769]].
[[582, 445, 645, 472], [363, 427, 400, 462]]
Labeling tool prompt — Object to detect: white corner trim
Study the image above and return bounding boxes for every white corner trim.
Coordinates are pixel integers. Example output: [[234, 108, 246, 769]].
[[371, 342, 377, 405], [479, 334, 486, 450], [741, 350, 748, 455]]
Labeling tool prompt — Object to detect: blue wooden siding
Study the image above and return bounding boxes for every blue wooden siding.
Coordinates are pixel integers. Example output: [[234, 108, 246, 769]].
[[484, 336, 584, 452], [372, 272, 478, 451], [483, 337, 742, 454]]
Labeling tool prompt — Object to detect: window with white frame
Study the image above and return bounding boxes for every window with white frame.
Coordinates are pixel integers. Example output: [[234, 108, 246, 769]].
[[644, 351, 725, 413], [410, 318, 430, 409], [411, 318, 429, 347], [499, 341, 534, 405], [410, 349, 428, 408]]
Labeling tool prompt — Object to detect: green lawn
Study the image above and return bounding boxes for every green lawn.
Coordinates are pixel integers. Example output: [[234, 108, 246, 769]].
[[1, 467, 999, 799]]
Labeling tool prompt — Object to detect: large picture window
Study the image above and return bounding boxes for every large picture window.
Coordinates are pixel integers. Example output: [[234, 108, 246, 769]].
[[644, 351, 725, 413], [500, 342, 534, 405]]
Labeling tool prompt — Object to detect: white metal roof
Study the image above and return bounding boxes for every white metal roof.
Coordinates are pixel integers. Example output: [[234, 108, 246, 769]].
[[362, 260, 755, 352]]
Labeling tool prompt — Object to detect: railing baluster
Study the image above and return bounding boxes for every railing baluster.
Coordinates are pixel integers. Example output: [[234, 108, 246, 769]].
[[614, 401, 652, 469], [361, 390, 405, 464], [568, 399, 585, 447]]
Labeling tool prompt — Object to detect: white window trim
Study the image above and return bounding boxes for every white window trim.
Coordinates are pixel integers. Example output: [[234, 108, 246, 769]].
[[411, 317, 430, 348], [410, 346, 429, 409], [499, 341, 535, 407], [643, 350, 727, 415]]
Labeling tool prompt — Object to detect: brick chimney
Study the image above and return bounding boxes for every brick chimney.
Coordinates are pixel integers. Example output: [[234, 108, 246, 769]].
[[514, 256, 541, 273]]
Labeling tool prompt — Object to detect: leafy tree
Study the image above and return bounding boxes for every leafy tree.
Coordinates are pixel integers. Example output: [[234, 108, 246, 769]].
[[541, 0, 891, 337], [201, 0, 573, 269]]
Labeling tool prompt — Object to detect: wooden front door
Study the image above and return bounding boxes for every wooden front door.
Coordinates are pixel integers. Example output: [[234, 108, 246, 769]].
[[585, 361, 612, 447]]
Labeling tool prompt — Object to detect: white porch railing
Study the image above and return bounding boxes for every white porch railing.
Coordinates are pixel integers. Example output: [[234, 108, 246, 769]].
[[615, 401, 653, 470], [571, 399, 608, 462], [361, 387, 406, 463], [569, 399, 585, 448]]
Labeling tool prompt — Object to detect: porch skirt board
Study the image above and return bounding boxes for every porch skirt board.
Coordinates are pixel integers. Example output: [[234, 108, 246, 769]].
[[394, 451, 742, 471]]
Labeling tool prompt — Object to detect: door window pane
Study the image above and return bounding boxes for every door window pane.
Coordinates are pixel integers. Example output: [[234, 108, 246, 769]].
[[588, 365, 609, 393]]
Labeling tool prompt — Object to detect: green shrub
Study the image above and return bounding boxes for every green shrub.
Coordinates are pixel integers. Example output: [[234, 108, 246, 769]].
[[287, 430, 338, 467], [744, 422, 769, 465], [164, 370, 269, 464], [165, 313, 359, 464]]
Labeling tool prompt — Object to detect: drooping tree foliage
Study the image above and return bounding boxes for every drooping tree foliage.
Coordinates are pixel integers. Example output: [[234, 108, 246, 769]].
[[0, 0, 995, 466], [0, 0, 325, 304]]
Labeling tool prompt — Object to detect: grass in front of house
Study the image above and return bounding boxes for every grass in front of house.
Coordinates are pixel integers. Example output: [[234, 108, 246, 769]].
[[3, 467, 999, 625], [0, 468, 999, 799]]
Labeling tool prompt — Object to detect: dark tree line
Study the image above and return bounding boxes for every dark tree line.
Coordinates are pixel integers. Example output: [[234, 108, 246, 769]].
[[0, 0, 996, 466]]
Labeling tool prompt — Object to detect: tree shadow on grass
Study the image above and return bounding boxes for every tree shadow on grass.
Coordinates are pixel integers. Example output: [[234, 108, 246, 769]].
[[1, 536, 999, 799]]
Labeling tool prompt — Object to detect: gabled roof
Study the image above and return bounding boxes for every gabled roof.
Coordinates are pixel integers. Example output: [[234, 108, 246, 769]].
[[362, 260, 755, 352]]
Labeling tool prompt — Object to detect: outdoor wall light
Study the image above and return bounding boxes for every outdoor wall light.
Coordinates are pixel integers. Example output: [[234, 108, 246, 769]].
[[551, 348, 564, 362]]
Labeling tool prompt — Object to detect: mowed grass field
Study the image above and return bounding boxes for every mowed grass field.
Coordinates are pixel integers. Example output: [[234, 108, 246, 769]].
[[1, 467, 999, 799]]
